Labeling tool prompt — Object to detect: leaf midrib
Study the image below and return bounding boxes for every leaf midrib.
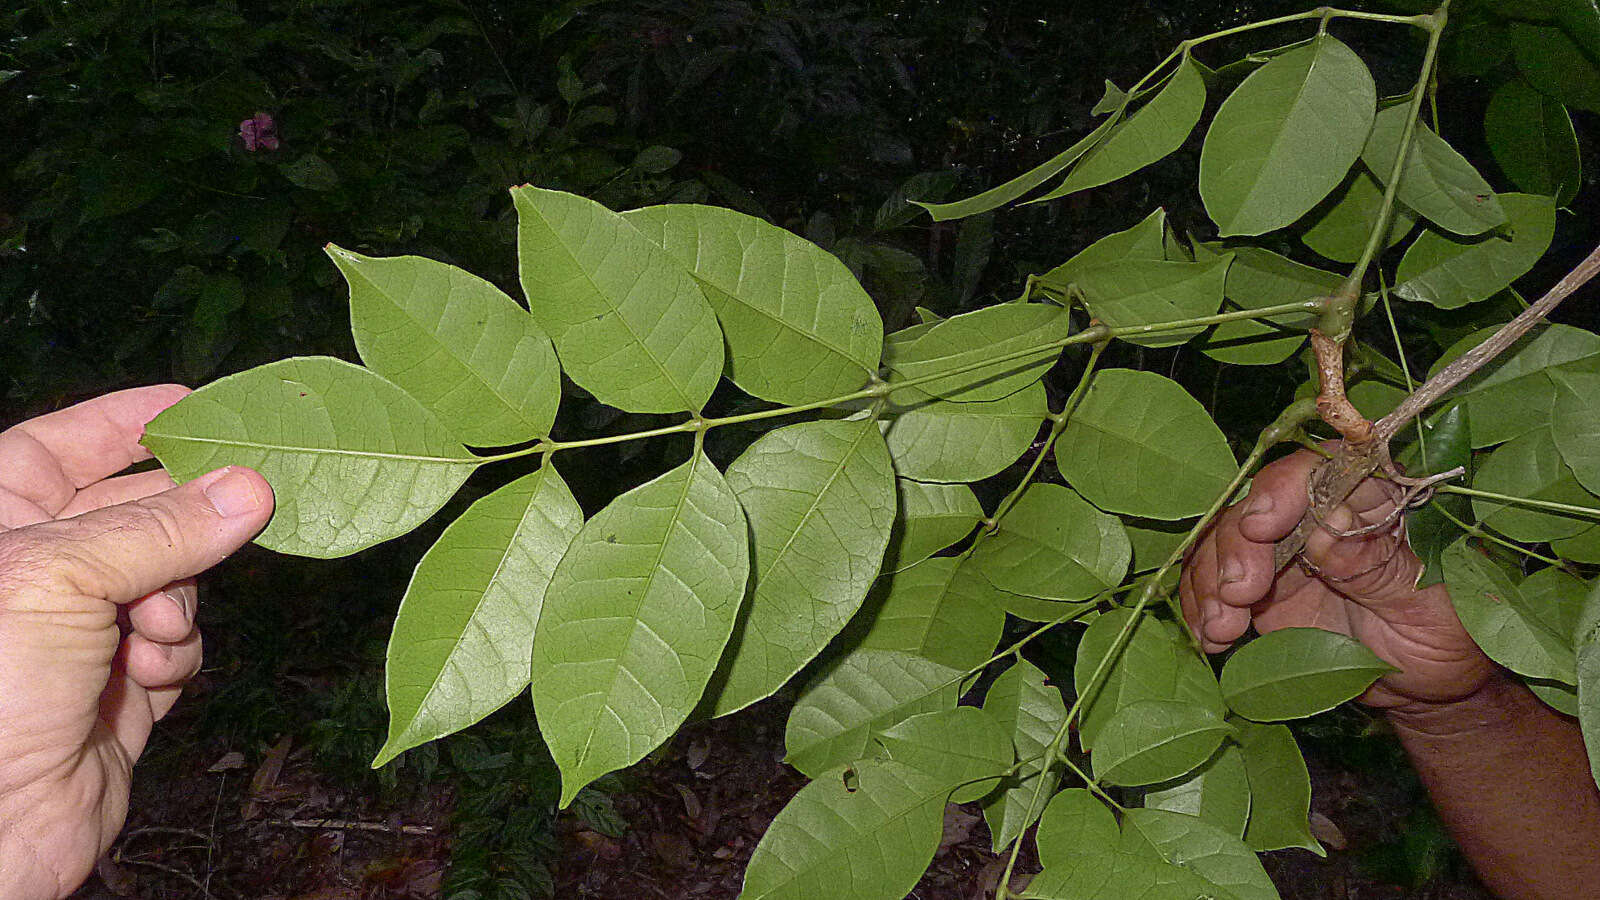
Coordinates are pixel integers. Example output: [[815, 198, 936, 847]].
[[144, 432, 477, 465]]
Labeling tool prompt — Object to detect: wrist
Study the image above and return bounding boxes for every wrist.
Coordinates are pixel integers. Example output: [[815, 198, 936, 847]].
[[1384, 668, 1527, 738]]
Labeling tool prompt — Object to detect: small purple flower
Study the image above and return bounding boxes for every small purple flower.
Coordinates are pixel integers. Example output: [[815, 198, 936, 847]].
[[239, 112, 279, 152]]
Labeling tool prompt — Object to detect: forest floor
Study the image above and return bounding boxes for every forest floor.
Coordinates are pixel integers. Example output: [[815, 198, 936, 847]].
[[68, 689, 1495, 900]]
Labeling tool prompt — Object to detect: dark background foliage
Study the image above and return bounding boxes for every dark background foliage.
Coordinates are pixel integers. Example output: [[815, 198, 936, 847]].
[[3, 1, 1591, 896]]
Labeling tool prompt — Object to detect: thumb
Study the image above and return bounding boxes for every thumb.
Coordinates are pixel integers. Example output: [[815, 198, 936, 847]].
[[1, 466, 273, 608]]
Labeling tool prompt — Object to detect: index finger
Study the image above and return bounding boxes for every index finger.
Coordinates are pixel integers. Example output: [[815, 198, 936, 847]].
[[1235, 449, 1322, 543], [0, 385, 191, 509]]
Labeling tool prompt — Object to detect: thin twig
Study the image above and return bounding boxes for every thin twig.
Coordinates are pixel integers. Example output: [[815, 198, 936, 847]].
[[266, 817, 435, 836], [1376, 242, 1600, 440]]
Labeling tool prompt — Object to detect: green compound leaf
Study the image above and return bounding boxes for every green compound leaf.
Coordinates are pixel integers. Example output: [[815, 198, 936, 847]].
[[783, 649, 960, 778], [513, 186, 723, 413], [1551, 367, 1600, 496], [1032, 58, 1207, 201], [1055, 369, 1237, 520], [1075, 256, 1230, 349], [969, 483, 1130, 602], [879, 706, 1012, 803], [854, 557, 1006, 671], [1471, 429, 1598, 542], [327, 245, 560, 447], [622, 204, 882, 405], [1142, 741, 1251, 839], [1361, 103, 1506, 236], [1443, 539, 1575, 683], [1300, 168, 1419, 263], [1036, 208, 1168, 295], [738, 758, 946, 900], [142, 357, 479, 559], [1199, 34, 1376, 237], [885, 479, 983, 572], [1235, 719, 1321, 854], [883, 380, 1047, 483], [1485, 80, 1581, 206], [1511, 22, 1600, 114], [1091, 699, 1232, 787], [1122, 808, 1279, 900], [530, 449, 750, 806], [1075, 610, 1227, 750], [1393, 193, 1557, 309], [1219, 628, 1392, 722], [710, 418, 898, 716], [376, 464, 583, 767], [981, 659, 1068, 852], [914, 115, 1120, 222], [885, 303, 1068, 402], [1196, 244, 1335, 366]]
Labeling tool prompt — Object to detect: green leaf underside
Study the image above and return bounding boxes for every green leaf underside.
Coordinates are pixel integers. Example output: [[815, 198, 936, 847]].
[[141, 356, 478, 559], [1075, 610, 1227, 750], [1033, 58, 1207, 201], [1394, 193, 1557, 309], [1471, 429, 1598, 542], [1125, 518, 1193, 574], [981, 659, 1069, 852], [1551, 368, 1600, 496], [531, 450, 750, 806], [887, 479, 983, 572], [376, 464, 583, 767], [969, 483, 1130, 601], [328, 245, 560, 447], [1196, 243, 1333, 366], [1029, 791, 1271, 900], [1199, 34, 1376, 237], [1056, 369, 1237, 520], [1580, 639, 1600, 791], [855, 557, 1006, 671], [1361, 103, 1506, 236], [1091, 698, 1231, 786], [1484, 80, 1581, 206], [1143, 741, 1251, 838], [1122, 808, 1279, 900], [622, 204, 882, 405], [1236, 719, 1321, 853], [878, 706, 1013, 803], [1443, 539, 1575, 682], [710, 418, 898, 716], [886, 303, 1069, 402], [1075, 257, 1231, 348], [1300, 167, 1419, 263], [883, 381, 1047, 483], [738, 758, 945, 900], [914, 115, 1121, 222], [513, 185, 722, 413], [1037, 208, 1168, 294], [1219, 627, 1392, 722], [784, 649, 959, 778]]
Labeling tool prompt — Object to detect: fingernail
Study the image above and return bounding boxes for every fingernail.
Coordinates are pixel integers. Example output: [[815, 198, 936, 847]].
[[202, 468, 263, 518], [1219, 561, 1243, 585], [1244, 492, 1274, 520]]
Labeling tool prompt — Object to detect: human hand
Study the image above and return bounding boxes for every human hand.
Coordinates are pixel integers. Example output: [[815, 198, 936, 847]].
[[0, 385, 273, 899], [1179, 448, 1495, 711]]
